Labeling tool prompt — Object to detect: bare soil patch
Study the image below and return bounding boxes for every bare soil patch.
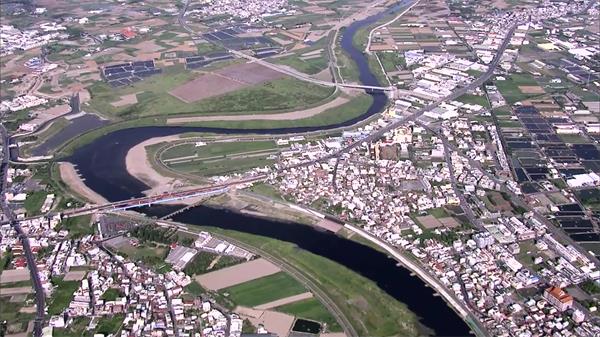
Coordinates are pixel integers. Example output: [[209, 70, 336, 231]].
[[111, 93, 139, 107], [236, 306, 295, 337], [63, 270, 87, 281], [195, 258, 280, 290], [169, 62, 286, 103], [518, 85, 545, 94], [0, 269, 30, 284]]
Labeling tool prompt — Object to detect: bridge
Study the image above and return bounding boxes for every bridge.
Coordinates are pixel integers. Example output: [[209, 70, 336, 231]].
[[56, 175, 267, 219], [227, 49, 395, 92]]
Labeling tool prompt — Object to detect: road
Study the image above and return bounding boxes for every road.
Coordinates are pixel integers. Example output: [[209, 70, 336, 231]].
[[177, 0, 393, 92], [287, 23, 519, 171], [0, 125, 45, 337], [114, 213, 360, 337]]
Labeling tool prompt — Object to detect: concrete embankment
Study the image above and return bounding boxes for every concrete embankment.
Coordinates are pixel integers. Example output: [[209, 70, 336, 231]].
[[343, 224, 471, 319]]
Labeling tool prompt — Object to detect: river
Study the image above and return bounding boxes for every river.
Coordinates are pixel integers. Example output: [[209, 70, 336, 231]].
[[66, 0, 473, 335]]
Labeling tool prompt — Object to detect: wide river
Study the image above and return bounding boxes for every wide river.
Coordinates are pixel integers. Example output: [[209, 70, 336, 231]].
[[67, 0, 473, 335]]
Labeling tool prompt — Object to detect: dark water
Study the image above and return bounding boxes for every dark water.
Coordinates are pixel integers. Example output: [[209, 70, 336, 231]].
[[66, 0, 472, 335]]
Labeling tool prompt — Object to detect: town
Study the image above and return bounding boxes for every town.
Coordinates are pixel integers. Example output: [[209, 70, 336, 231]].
[[1, 0, 599, 336]]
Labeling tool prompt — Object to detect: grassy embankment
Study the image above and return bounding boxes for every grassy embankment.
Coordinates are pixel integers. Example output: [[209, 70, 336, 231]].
[[201, 226, 423, 336], [160, 140, 278, 176], [56, 93, 374, 158]]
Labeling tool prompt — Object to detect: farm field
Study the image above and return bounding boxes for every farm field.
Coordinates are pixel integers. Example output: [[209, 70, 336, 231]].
[[221, 272, 307, 307], [495, 74, 541, 104], [87, 63, 335, 118], [202, 226, 422, 336], [276, 298, 342, 331]]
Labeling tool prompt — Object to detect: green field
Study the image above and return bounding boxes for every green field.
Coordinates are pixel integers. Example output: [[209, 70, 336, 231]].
[[495, 73, 540, 104], [0, 296, 34, 335], [377, 52, 406, 72], [221, 272, 307, 307], [204, 227, 422, 336], [183, 251, 244, 275], [274, 54, 329, 75], [162, 140, 278, 176], [457, 93, 489, 107], [114, 243, 169, 271], [48, 277, 80, 315], [95, 314, 124, 335], [58, 93, 373, 158], [52, 317, 90, 337], [87, 65, 335, 118], [101, 288, 124, 301], [24, 190, 47, 216], [273, 38, 330, 75], [276, 298, 342, 331], [59, 215, 93, 238]]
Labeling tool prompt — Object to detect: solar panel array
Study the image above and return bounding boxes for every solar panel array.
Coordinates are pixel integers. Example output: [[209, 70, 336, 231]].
[[102, 60, 162, 87], [184, 52, 234, 70]]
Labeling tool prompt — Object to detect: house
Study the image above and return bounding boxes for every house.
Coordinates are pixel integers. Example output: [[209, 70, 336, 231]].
[[543, 286, 573, 312]]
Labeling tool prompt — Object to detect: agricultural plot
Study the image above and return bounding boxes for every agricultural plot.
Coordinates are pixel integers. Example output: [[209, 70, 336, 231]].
[[495, 74, 541, 104], [88, 63, 333, 118], [221, 272, 306, 307]]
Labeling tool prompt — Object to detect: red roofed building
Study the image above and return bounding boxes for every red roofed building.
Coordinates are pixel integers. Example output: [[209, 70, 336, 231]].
[[544, 286, 573, 312], [13, 257, 27, 269], [121, 27, 136, 39]]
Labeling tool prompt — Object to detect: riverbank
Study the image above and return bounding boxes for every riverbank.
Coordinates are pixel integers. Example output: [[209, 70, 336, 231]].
[[125, 135, 191, 196], [57, 162, 108, 204], [146, 213, 427, 337]]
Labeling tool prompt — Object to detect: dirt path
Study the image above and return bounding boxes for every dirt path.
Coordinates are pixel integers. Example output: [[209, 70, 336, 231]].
[[166, 93, 351, 124], [254, 292, 313, 310], [58, 162, 108, 204]]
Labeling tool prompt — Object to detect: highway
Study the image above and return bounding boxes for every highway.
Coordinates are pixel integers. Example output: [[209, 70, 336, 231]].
[[0, 125, 45, 337]]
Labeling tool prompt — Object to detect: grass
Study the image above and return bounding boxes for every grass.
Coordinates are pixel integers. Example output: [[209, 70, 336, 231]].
[[276, 298, 342, 332], [274, 54, 329, 75], [183, 251, 244, 275], [95, 314, 124, 335], [163, 140, 278, 176], [204, 227, 421, 336], [87, 65, 335, 118], [221, 272, 307, 307], [52, 316, 90, 337], [246, 183, 284, 201], [57, 93, 373, 158], [495, 73, 540, 104], [184, 281, 205, 296], [115, 243, 168, 270], [59, 215, 93, 238], [24, 190, 48, 216], [558, 133, 591, 144], [48, 277, 80, 315], [100, 288, 124, 301], [456, 93, 489, 107], [377, 52, 406, 73], [428, 207, 449, 218], [0, 297, 34, 335]]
